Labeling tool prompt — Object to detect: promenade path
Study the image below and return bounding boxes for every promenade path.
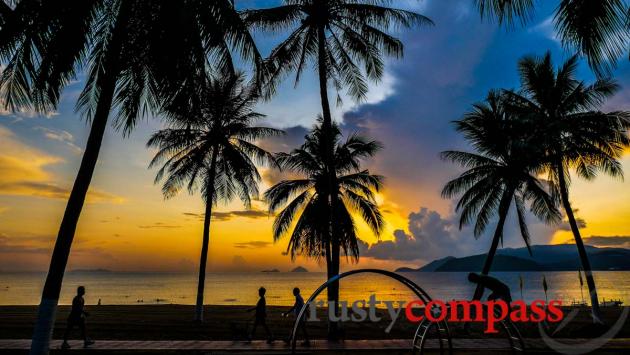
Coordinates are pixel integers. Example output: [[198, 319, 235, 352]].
[[1, 338, 630, 352]]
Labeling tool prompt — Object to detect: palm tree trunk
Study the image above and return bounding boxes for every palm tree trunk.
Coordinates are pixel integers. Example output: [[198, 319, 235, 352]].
[[29, 8, 128, 355], [472, 188, 514, 300], [557, 167, 603, 323], [316, 25, 334, 146], [317, 24, 340, 339], [195, 150, 218, 322]]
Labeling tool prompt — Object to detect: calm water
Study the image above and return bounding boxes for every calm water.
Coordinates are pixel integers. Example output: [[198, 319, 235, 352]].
[[0, 271, 628, 306]]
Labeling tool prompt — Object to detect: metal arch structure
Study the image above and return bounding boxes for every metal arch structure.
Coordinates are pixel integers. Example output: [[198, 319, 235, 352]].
[[288, 268, 453, 354]]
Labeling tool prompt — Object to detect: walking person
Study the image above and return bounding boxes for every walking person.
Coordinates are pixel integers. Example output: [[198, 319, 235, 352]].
[[247, 287, 273, 344], [283, 287, 310, 346], [61, 286, 94, 349]]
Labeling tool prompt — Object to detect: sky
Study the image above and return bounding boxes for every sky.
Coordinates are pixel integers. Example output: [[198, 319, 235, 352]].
[[1, 0, 629, 273]]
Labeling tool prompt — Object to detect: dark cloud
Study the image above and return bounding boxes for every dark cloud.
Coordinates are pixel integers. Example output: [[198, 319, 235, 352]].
[[0, 233, 115, 271], [557, 217, 587, 230], [138, 222, 182, 229], [183, 208, 269, 222], [234, 241, 272, 249], [336, 0, 499, 211], [259, 125, 309, 153], [0, 235, 50, 254], [583, 236, 630, 248], [0, 181, 123, 203]]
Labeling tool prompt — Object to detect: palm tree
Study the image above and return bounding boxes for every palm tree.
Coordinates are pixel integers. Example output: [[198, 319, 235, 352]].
[[148, 73, 281, 322], [476, 0, 629, 75], [442, 91, 562, 300], [0, 2, 261, 353], [505, 51, 630, 322], [264, 119, 384, 333], [244, 2, 430, 335]]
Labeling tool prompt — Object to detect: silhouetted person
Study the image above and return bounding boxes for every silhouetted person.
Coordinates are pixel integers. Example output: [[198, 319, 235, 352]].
[[283, 287, 310, 346], [468, 273, 512, 303], [61, 286, 94, 349], [248, 287, 273, 343]]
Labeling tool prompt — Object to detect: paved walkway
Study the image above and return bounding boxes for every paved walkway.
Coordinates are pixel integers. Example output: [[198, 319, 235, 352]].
[[1, 338, 629, 352]]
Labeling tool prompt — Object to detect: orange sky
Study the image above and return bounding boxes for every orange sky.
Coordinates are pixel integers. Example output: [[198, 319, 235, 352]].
[[1, 121, 629, 273]]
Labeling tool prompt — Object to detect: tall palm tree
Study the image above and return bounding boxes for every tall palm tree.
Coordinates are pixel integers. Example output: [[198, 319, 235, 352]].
[[442, 91, 561, 300], [0, 1, 262, 353], [148, 73, 281, 322], [505, 51, 630, 322], [476, 0, 629, 75], [264, 119, 384, 332], [244, 2, 430, 335]]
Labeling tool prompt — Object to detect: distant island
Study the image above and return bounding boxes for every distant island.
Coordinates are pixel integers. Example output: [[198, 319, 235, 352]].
[[396, 244, 630, 272], [291, 266, 308, 273], [261, 269, 280, 273]]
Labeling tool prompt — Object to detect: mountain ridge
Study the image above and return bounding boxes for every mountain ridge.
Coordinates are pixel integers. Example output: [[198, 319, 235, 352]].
[[395, 244, 630, 272]]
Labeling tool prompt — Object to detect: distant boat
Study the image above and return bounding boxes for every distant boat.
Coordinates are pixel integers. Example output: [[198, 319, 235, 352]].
[[570, 299, 587, 307], [261, 269, 280, 273], [601, 298, 623, 307]]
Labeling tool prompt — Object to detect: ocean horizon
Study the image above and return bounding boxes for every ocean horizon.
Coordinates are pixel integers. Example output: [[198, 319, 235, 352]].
[[1, 270, 628, 307]]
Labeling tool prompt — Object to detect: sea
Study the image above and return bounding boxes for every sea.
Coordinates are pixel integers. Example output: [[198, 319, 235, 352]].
[[0, 271, 628, 306]]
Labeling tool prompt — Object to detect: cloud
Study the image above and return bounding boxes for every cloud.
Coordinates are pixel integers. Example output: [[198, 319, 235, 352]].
[[34, 126, 82, 154], [138, 222, 182, 229], [0, 181, 124, 203], [0, 233, 116, 271], [361, 204, 561, 263], [528, 16, 560, 44], [0, 125, 123, 203], [557, 217, 587, 231], [363, 207, 468, 261], [583, 235, 630, 248], [0, 125, 62, 180], [183, 207, 269, 222], [0, 104, 58, 120], [0, 234, 51, 255], [234, 241, 272, 249]]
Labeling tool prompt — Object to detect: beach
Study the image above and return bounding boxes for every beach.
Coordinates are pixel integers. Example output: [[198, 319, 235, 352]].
[[1, 304, 629, 340]]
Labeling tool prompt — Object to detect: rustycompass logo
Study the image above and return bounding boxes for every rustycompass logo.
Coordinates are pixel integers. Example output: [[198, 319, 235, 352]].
[[304, 296, 565, 334]]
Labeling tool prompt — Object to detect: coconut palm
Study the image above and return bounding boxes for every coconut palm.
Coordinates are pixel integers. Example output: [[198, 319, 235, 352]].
[[0, 1, 261, 353], [476, 0, 629, 75], [442, 91, 562, 300], [264, 119, 384, 330], [244, 2, 429, 334], [244, 0, 431, 156], [148, 73, 281, 322], [505, 51, 630, 322]]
